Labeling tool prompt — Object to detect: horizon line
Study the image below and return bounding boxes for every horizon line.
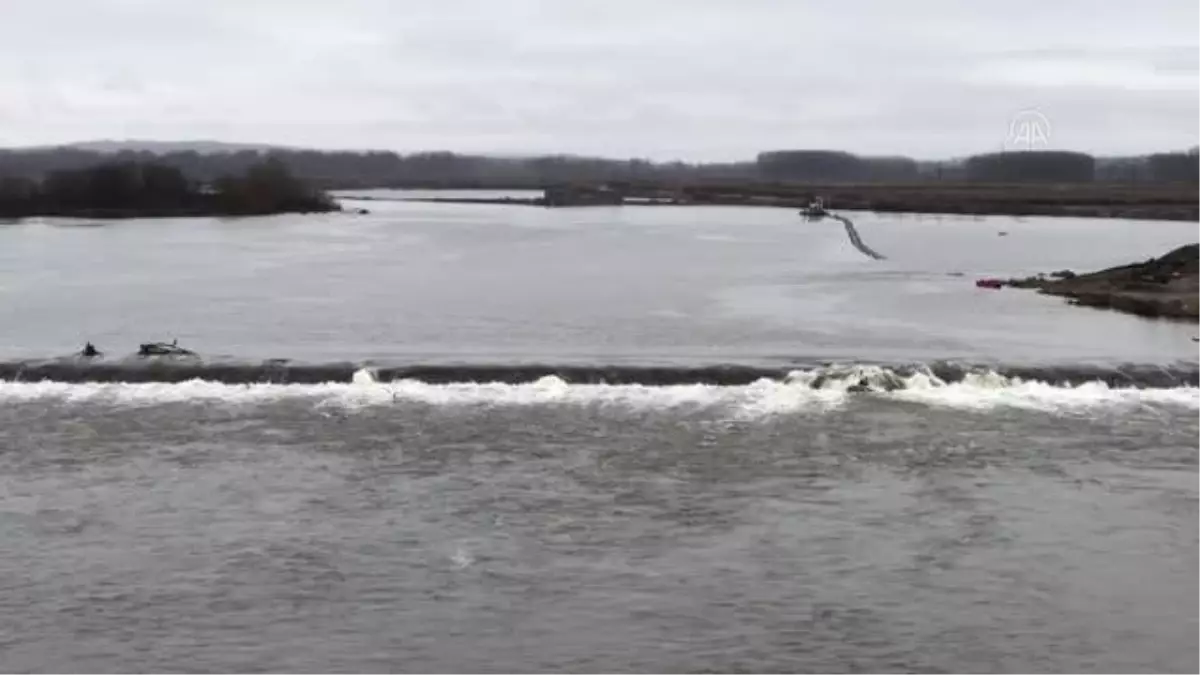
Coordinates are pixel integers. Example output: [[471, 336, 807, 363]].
[[1, 138, 1197, 164]]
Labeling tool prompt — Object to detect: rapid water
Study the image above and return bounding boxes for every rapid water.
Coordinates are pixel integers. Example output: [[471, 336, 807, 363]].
[[0, 194, 1196, 672]]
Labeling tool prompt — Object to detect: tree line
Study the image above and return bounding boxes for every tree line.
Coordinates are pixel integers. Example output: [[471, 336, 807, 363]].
[[0, 157, 338, 218], [0, 146, 1196, 191]]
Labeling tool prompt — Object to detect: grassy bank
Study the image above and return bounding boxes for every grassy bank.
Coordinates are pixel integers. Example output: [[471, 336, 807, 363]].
[[389, 181, 1199, 221], [625, 181, 1200, 221]]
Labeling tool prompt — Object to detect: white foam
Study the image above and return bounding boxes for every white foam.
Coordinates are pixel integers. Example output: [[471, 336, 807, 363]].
[[0, 374, 842, 415], [382, 375, 847, 416], [351, 367, 379, 385], [0, 369, 1194, 415], [889, 372, 1200, 411]]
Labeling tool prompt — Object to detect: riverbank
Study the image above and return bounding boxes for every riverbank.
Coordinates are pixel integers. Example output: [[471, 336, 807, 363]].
[[0, 159, 341, 220], [361, 181, 1200, 221], [1001, 244, 1199, 320], [825, 185, 1197, 221], [4, 203, 343, 220]]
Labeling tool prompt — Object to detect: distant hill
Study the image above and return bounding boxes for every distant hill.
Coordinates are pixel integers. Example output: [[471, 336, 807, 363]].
[[44, 140, 289, 155]]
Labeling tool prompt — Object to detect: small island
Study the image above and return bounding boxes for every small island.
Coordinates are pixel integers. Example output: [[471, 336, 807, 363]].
[[1003, 244, 1199, 320], [0, 157, 340, 219]]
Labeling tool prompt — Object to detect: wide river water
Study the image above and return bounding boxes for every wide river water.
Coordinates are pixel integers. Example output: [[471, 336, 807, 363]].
[[0, 192, 1196, 672]]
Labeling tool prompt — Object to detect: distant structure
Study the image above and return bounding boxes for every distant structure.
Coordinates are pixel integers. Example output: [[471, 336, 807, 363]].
[[798, 196, 828, 218], [964, 151, 1096, 183], [756, 150, 920, 182], [1147, 150, 1200, 182]]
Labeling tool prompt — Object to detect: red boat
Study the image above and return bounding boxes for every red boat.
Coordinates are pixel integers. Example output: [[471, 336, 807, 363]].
[[975, 278, 1004, 289]]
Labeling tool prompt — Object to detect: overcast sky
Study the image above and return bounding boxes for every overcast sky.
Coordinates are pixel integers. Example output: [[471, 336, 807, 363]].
[[1, 0, 1196, 160]]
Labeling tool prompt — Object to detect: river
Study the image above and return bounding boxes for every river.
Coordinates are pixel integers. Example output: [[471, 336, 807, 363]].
[[0, 193, 1195, 672]]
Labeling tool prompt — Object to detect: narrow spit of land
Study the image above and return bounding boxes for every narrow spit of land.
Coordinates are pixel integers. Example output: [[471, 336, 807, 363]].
[[1001, 244, 1199, 321], [373, 181, 1200, 222]]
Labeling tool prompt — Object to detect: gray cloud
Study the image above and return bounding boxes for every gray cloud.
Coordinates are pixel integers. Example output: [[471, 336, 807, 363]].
[[0, 0, 1196, 159]]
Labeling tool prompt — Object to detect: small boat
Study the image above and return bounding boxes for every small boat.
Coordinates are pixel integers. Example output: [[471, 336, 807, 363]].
[[798, 197, 828, 219], [975, 278, 1005, 289]]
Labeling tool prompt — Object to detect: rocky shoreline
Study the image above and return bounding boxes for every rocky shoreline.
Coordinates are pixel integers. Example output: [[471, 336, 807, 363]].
[[995, 244, 1199, 320]]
